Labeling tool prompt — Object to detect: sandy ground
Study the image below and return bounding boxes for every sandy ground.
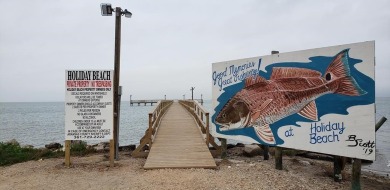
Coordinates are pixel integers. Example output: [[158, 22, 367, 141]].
[[1, 148, 389, 190]]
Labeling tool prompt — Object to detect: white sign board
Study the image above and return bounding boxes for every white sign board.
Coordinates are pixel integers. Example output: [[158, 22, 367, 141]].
[[65, 70, 113, 140], [212, 41, 375, 160]]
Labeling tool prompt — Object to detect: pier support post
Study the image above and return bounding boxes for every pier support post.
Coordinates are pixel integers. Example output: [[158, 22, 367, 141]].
[[205, 113, 210, 146], [275, 147, 283, 170]]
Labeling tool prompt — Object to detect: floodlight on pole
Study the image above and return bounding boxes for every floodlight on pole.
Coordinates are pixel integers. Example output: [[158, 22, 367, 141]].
[[123, 9, 132, 18], [100, 3, 113, 16]]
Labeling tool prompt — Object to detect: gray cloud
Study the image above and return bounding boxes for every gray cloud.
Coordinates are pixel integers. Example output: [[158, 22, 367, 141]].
[[1, 0, 389, 102]]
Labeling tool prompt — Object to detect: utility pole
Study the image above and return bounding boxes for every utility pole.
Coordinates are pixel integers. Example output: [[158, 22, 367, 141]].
[[113, 7, 122, 160], [101, 3, 132, 164]]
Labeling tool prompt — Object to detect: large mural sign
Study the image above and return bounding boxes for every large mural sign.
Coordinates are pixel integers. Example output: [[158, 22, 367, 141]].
[[211, 41, 375, 160]]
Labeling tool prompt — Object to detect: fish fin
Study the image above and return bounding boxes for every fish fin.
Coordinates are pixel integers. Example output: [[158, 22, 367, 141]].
[[325, 49, 366, 96], [251, 99, 273, 121], [270, 67, 321, 80], [298, 101, 318, 121], [254, 125, 275, 145], [245, 75, 267, 88]]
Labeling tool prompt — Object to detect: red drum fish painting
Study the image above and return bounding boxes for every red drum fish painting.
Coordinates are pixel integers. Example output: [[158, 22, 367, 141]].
[[214, 49, 366, 145]]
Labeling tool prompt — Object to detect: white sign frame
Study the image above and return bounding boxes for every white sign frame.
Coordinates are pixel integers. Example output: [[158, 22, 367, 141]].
[[65, 70, 114, 141], [211, 41, 375, 160]]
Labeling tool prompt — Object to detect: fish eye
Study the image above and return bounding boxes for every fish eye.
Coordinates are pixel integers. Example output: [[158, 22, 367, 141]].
[[325, 73, 331, 81]]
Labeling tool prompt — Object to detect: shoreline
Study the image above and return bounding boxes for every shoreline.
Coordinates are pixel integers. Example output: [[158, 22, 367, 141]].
[[2, 139, 389, 178], [1, 148, 390, 190]]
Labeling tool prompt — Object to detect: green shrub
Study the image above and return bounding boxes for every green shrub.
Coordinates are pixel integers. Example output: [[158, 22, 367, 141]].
[[0, 142, 31, 166], [71, 141, 87, 152], [0, 140, 99, 166], [0, 141, 64, 166], [70, 141, 96, 156]]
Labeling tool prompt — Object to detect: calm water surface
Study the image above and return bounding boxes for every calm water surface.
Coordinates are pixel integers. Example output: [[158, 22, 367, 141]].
[[0, 98, 389, 175]]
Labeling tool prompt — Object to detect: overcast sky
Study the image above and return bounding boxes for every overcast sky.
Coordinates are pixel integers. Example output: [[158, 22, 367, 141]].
[[0, 0, 389, 102]]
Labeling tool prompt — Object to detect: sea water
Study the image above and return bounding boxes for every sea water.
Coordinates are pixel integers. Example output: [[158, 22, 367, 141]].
[[0, 98, 389, 175]]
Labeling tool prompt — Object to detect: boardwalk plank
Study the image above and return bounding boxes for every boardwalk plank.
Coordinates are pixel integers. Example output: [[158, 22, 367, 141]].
[[144, 102, 217, 169]]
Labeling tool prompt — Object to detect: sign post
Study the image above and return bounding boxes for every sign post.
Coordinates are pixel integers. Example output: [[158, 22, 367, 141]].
[[65, 70, 114, 167]]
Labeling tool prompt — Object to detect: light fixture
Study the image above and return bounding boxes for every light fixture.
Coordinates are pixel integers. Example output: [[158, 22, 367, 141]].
[[100, 3, 112, 16], [100, 3, 132, 18], [123, 9, 132, 18]]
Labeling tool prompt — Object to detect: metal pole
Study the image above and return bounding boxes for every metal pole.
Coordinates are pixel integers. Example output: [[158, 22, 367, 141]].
[[190, 87, 195, 100], [268, 50, 280, 162], [273, 50, 283, 169], [375, 117, 387, 132], [113, 7, 122, 160]]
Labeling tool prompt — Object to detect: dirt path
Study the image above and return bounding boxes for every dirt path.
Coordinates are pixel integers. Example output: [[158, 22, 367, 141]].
[[1, 151, 389, 190]]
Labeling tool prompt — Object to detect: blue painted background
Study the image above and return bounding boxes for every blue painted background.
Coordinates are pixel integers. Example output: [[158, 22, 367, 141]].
[[212, 50, 375, 145]]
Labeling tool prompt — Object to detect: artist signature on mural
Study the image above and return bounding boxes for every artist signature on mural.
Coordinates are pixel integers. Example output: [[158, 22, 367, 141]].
[[346, 135, 375, 155]]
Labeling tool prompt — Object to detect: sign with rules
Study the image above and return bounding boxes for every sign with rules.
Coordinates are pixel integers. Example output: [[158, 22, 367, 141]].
[[65, 70, 113, 140]]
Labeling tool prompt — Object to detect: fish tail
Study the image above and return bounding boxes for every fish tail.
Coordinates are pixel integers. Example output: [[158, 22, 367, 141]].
[[325, 49, 366, 96]]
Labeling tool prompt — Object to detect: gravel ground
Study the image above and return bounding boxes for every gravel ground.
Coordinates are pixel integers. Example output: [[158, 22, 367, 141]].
[[1, 149, 389, 190]]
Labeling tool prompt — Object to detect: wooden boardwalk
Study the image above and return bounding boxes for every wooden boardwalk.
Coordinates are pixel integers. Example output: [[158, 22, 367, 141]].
[[144, 102, 217, 169]]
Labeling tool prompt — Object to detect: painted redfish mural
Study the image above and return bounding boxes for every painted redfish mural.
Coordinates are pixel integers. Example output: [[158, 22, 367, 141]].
[[214, 49, 366, 144]]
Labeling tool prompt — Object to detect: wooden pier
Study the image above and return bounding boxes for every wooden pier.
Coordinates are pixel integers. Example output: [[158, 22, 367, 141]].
[[130, 99, 203, 106], [130, 100, 159, 106], [132, 100, 219, 169]]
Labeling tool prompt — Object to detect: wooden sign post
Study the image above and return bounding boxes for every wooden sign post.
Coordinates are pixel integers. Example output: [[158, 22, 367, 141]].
[[110, 139, 115, 167], [65, 140, 71, 167]]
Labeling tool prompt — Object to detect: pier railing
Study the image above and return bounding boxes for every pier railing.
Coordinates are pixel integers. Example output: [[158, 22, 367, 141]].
[[179, 100, 221, 155], [132, 100, 173, 158]]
